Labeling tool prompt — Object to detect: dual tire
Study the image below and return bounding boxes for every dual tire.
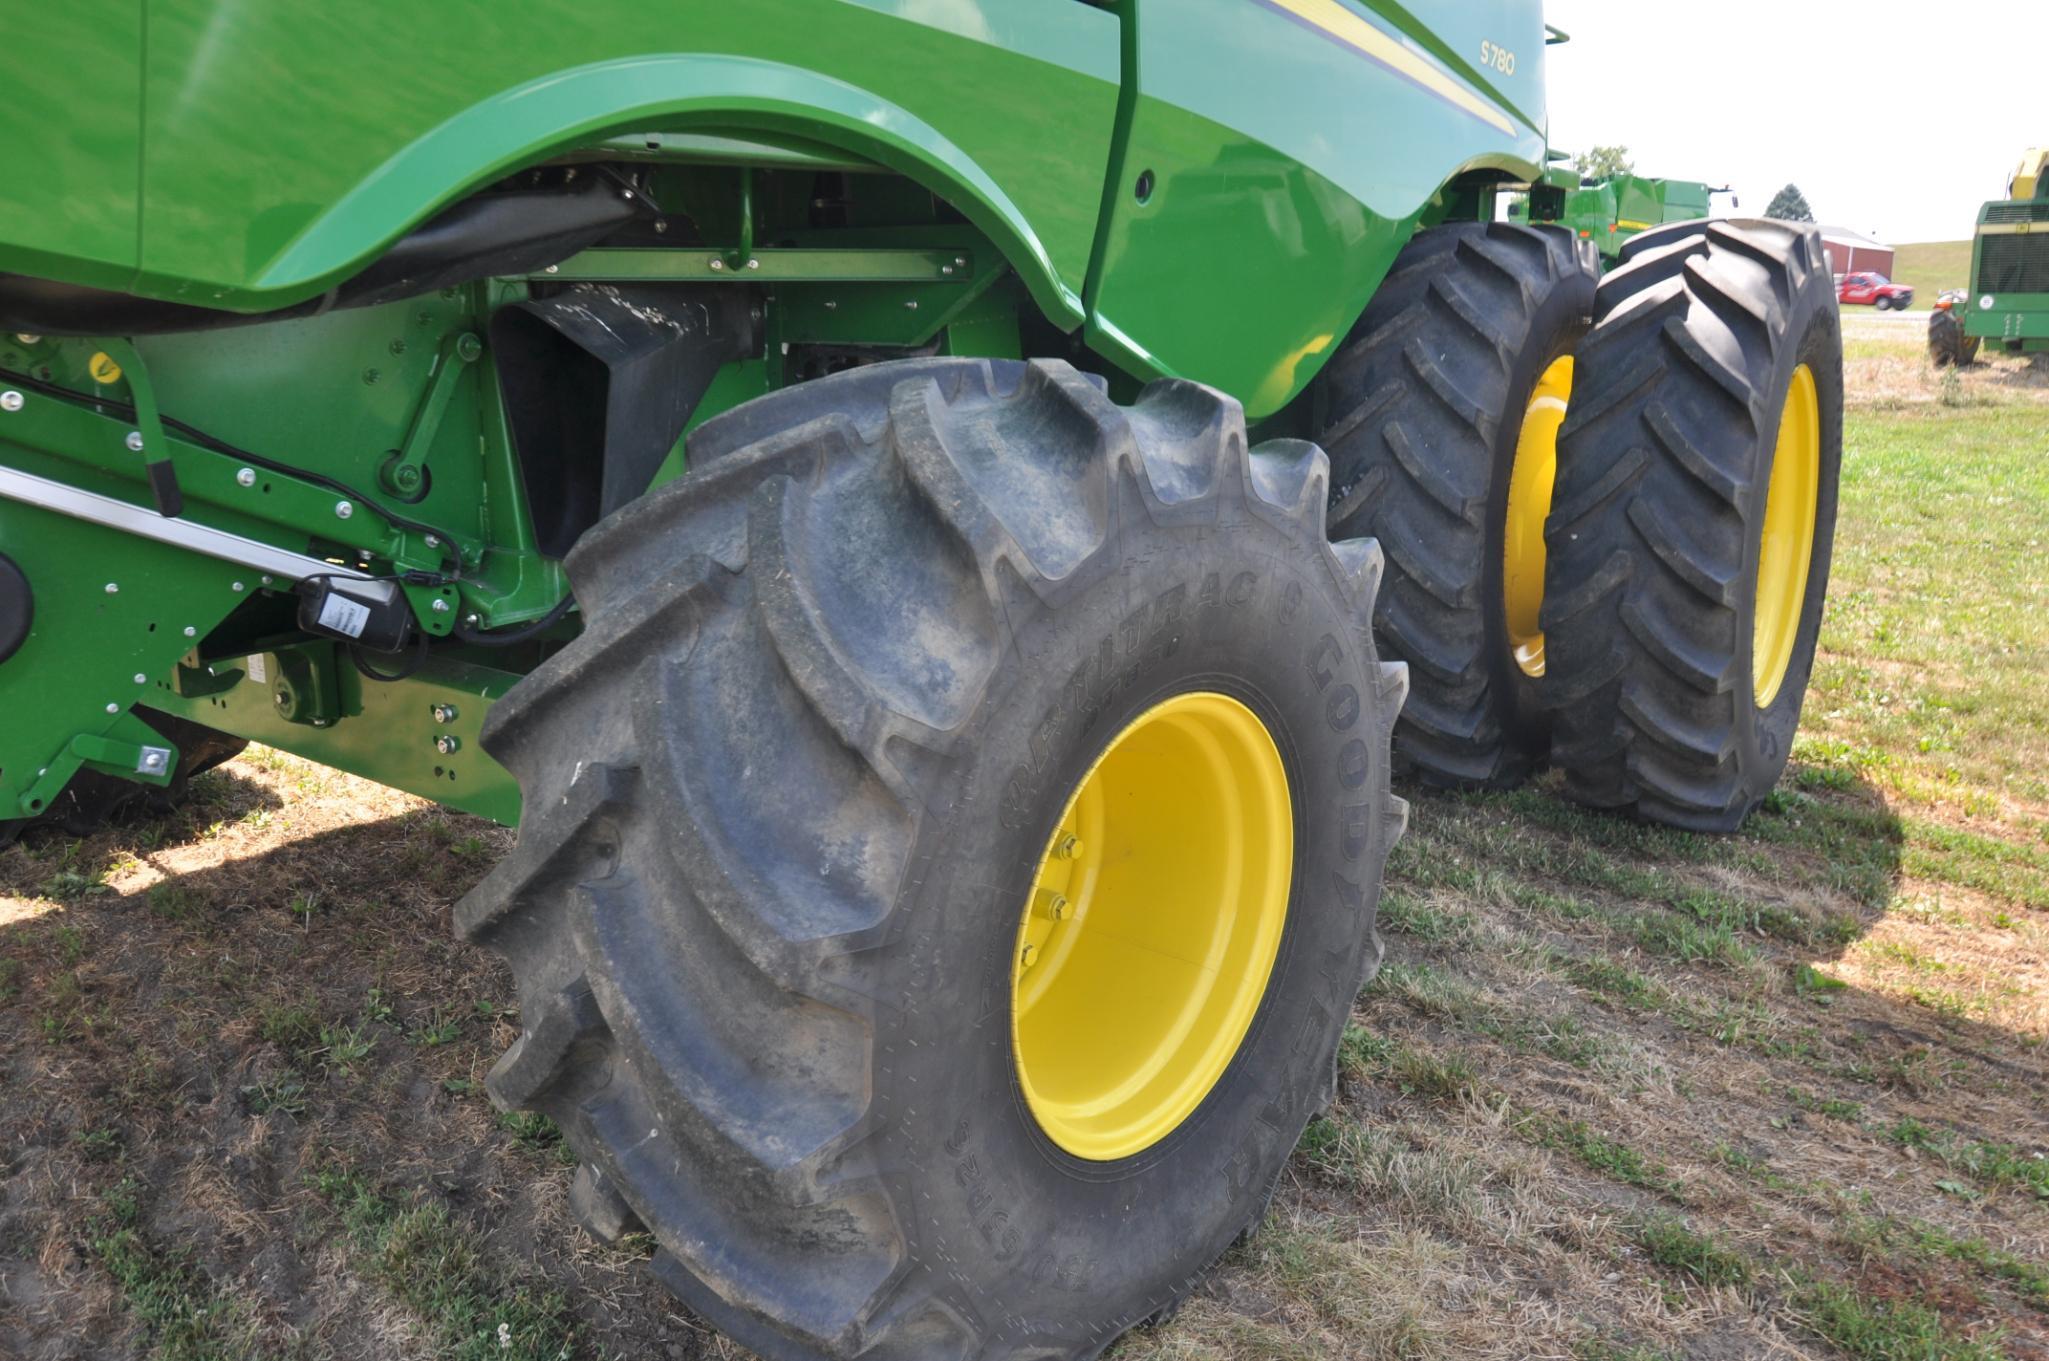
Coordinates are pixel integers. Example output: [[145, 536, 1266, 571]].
[[1318, 221, 1597, 786], [1317, 217, 1843, 830]]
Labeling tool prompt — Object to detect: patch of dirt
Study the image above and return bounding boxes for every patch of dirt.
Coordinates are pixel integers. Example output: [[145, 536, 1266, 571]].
[[0, 757, 710, 1360]]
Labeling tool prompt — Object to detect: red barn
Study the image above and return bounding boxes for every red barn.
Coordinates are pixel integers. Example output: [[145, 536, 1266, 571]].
[[1818, 226, 1895, 279]]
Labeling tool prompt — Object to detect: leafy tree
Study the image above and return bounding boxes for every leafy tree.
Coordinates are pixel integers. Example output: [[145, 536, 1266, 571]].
[[1765, 184, 1816, 223], [1574, 145, 1633, 181]]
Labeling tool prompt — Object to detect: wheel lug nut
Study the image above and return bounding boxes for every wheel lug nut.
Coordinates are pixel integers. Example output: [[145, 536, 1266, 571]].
[[1019, 943, 1040, 969], [1033, 888, 1072, 921]]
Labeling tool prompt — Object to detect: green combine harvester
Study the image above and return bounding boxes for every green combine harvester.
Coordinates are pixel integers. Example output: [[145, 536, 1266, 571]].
[[1512, 172, 1725, 265], [1934, 148, 2049, 365], [0, 4, 1844, 1355]]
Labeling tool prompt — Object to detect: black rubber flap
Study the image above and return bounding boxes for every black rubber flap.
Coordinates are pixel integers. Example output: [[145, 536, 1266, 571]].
[[492, 284, 755, 557]]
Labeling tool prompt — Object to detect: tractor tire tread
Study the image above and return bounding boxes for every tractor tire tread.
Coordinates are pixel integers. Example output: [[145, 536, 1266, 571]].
[[1320, 221, 1596, 788], [1544, 217, 1842, 832], [460, 356, 1403, 1360]]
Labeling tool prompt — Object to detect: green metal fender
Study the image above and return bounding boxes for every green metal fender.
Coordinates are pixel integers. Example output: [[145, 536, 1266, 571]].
[[5, 1, 1122, 332], [232, 55, 1101, 333]]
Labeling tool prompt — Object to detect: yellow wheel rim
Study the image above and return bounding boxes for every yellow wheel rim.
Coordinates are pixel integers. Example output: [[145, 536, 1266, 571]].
[[1503, 356, 1574, 678], [1753, 364, 1821, 708], [1010, 692, 1292, 1162]]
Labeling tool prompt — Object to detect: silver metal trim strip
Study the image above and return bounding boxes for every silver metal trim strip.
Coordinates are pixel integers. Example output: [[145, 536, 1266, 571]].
[[0, 465, 368, 583]]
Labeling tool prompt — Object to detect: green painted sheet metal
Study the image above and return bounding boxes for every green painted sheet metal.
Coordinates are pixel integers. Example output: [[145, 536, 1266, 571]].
[[150, 653, 524, 824], [1085, 0, 1546, 417], [0, 8, 144, 285], [1962, 294, 2049, 346], [0, 1, 1119, 334], [4, 306, 569, 625], [0, 496, 252, 818], [1367, 0, 1551, 134], [1966, 197, 2049, 348]]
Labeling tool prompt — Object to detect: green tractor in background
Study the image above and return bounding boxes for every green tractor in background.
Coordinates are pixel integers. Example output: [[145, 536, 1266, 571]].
[[1510, 171, 1730, 266], [1935, 148, 2049, 365], [0, 3, 1844, 1355]]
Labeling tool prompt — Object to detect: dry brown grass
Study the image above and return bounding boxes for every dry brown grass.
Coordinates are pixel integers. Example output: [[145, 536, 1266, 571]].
[[1840, 317, 2049, 410]]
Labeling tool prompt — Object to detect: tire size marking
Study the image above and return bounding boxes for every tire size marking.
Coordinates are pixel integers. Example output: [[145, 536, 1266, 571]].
[[943, 1117, 1093, 1289], [1307, 631, 1374, 919], [944, 1117, 1023, 1263]]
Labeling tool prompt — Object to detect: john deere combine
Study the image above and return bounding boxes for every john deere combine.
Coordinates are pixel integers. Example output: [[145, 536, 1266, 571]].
[[0, 4, 1842, 1355], [1511, 172, 1726, 265], [1940, 148, 2049, 363]]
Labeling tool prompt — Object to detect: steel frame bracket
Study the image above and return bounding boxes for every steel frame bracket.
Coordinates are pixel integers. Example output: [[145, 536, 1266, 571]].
[[16, 712, 177, 817], [382, 330, 482, 501]]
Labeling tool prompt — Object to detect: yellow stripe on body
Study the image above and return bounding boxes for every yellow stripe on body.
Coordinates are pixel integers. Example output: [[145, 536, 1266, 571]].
[[1259, 0, 1517, 136]]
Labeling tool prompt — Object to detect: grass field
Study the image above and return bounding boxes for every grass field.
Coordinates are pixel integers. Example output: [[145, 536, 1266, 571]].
[[3, 338, 2046, 1361], [1885, 241, 1975, 312]]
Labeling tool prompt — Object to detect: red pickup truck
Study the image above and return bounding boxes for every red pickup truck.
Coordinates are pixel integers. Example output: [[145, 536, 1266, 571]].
[[1837, 271, 1915, 310]]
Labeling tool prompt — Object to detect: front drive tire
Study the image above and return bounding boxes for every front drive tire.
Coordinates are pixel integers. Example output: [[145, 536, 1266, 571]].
[[1315, 222, 1598, 787], [458, 359, 1408, 1360], [1544, 219, 1844, 831]]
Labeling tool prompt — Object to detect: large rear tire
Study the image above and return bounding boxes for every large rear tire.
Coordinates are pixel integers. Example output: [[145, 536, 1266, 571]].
[[459, 359, 1408, 1359], [1315, 222, 1598, 787], [1544, 219, 1843, 831]]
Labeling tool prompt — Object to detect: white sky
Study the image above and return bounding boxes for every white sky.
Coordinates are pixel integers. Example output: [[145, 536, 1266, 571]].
[[1543, 0, 2048, 244]]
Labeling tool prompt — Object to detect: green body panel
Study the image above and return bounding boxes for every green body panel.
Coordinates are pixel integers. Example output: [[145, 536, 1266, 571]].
[[0, 0, 1554, 824], [1088, 0, 1546, 414], [1963, 195, 2049, 352], [0, 502, 247, 821], [0, 9, 145, 285]]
